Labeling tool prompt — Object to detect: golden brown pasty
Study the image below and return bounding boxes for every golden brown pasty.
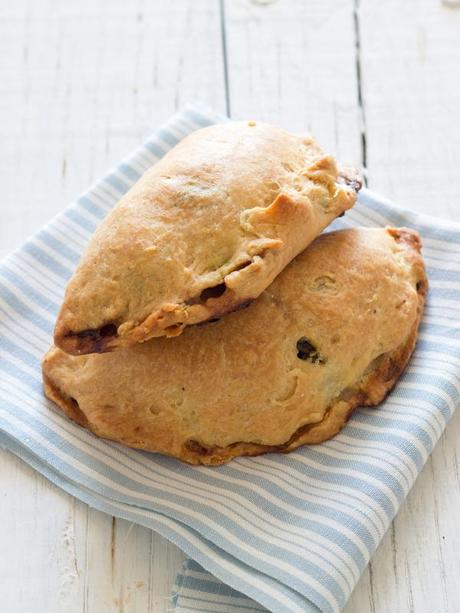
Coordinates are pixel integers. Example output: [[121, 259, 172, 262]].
[[43, 227, 427, 465], [54, 121, 359, 355]]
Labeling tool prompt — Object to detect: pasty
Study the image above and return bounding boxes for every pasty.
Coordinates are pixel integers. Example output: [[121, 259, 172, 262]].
[[54, 121, 359, 354], [44, 227, 427, 465]]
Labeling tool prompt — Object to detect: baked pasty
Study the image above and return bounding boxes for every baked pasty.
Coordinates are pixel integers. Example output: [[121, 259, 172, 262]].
[[43, 227, 427, 465], [54, 121, 359, 355]]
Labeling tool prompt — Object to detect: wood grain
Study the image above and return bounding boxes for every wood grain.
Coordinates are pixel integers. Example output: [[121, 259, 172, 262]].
[[0, 450, 86, 613], [358, 0, 460, 216], [224, 0, 362, 164], [1, 0, 460, 611], [0, 0, 226, 260]]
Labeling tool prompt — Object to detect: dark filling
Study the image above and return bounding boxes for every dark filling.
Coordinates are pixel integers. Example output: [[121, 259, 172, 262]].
[[199, 283, 227, 302], [338, 172, 363, 193], [69, 323, 118, 352], [233, 260, 252, 272], [296, 337, 327, 364], [73, 323, 117, 340], [191, 262, 252, 306]]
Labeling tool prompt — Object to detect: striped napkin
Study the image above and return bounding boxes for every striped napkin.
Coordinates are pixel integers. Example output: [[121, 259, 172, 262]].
[[1, 106, 459, 613]]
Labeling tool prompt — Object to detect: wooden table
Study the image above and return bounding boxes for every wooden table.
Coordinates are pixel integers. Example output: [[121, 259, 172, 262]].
[[1, 1, 460, 611]]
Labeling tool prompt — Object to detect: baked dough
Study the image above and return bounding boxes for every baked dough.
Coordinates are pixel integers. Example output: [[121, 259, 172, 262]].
[[54, 121, 359, 355], [43, 227, 427, 465]]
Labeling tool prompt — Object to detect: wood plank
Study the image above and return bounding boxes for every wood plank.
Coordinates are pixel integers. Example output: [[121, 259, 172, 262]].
[[0, 0, 224, 611], [359, 0, 460, 216], [0, 450, 87, 613], [224, 0, 362, 164], [0, 0, 226, 259], [149, 532, 186, 612]]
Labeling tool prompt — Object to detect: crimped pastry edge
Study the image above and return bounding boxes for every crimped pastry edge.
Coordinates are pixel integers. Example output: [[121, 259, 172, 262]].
[[43, 270, 427, 466], [55, 172, 360, 356], [185, 281, 426, 465]]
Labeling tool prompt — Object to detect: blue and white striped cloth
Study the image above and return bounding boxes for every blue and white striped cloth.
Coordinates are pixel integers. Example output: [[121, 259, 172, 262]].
[[1, 106, 459, 613]]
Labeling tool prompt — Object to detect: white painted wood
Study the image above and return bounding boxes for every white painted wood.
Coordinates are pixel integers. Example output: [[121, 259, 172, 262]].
[[224, 0, 362, 165], [358, 0, 460, 218], [0, 0, 226, 260], [1, 0, 460, 611], [0, 449, 87, 613]]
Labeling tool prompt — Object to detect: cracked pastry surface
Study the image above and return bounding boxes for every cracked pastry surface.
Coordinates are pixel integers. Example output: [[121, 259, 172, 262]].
[[43, 227, 427, 465], [53, 121, 358, 355]]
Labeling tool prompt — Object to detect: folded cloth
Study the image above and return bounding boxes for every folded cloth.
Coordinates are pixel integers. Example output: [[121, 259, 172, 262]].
[[1, 106, 459, 613]]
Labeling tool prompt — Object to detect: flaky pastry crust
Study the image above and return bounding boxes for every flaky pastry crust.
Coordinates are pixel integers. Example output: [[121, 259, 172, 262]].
[[54, 121, 358, 355], [43, 228, 427, 465]]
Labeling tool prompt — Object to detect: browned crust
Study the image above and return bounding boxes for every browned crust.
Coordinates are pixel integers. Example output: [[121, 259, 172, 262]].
[[46, 226, 426, 465], [44, 374, 89, 428], [44, 272, 427, 466], [58, 324, 120, 355], [180, 278, 426, 465], [55, 295, 256, 355], [55, 176, 362, 357], [176, 229, 427, 465]]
